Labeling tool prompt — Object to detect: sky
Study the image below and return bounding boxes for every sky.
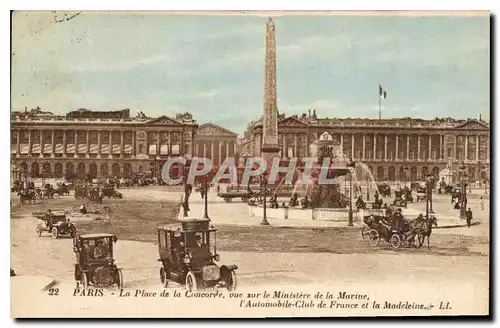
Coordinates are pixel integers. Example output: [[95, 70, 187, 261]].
[[11, 11, 490, 134]]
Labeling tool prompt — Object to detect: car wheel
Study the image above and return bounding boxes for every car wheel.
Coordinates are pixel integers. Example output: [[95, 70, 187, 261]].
[[115, 269, 123, 290], [81, 273, 89, 293], [160, 267, 169, 288], [51, 227, 59, 239], [390, 234, 401, 249], [226, 270, 237, 292], [185, 271, 197, 292]]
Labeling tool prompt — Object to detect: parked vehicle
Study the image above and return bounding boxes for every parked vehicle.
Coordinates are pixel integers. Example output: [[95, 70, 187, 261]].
[[33, 209, 76, 239], [157, 219, 238, 291], [73, 233, 123, 292]]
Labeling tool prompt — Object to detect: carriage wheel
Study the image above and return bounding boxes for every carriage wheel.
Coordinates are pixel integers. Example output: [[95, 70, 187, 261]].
[[416, 234, 425, 248], [115, 269, 123, 290], [226, 270, 237, 292], [160, 266, 169, 288], [81, 273, 89, 293], [241, 197, 248, 203], [361, 227, 369, 240], [368, 229, 380, 247], [185, 271, 197, 291], [390, 234, 401, 249], [51, 227, 59, 239], [224, 197, 231, 203]]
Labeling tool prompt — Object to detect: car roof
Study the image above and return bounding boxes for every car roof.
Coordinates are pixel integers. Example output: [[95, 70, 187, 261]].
[[79, 233, 115, 239]]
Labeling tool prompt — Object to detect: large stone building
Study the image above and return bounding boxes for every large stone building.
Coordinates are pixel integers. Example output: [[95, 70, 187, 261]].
[[11, 107, 238, 180], [240, 110, 491, 182]]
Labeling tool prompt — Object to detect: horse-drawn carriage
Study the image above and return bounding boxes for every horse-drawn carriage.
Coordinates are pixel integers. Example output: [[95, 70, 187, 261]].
[[217, 191, 251, 203], [377, 183, 391, 197], [415, 187, 427, 202], [34, 209, 76, 239], [361, 214, 437, 249], [17, 188, 41, 205]]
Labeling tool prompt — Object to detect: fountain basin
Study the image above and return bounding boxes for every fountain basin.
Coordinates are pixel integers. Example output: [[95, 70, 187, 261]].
[[248, 205, 371, 222]]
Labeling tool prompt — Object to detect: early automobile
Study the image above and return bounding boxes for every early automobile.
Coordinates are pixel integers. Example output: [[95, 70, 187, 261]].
[[416, 187, 427, 202], [34, 209, 76, 239], [157, 219, 238, 291], [377, 183, 391, 197], [73, 233, 123, 292], [102, 186, 123, 199]]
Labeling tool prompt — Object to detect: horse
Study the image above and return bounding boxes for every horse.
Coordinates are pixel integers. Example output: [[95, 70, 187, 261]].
[[407, 216, 438, 249], [18, 189, 37, 205]]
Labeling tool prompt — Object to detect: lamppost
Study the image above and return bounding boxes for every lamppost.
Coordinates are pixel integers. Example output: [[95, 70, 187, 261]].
[[260, 171, 270, 226], [366, 176, 370, 201], [403, 166, 409, 189], [426, 173, 434, 215], [347, 161, 356, 227], [203, 177, 210, 220], [459, 161, 468, 219]]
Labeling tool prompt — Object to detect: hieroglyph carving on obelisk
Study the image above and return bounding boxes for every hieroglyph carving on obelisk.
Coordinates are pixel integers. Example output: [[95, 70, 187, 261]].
[[261, 18, 280, 153]]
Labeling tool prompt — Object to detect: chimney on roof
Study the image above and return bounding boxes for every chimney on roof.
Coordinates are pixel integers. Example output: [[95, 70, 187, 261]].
[[479, 114, 482, 121], [24, 106, 27, 113], [308, 109, 311, 117]]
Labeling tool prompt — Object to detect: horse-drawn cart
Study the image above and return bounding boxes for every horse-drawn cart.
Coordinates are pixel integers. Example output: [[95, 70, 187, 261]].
[[361, 215, 436, 249], [217, 191, 251, 203]]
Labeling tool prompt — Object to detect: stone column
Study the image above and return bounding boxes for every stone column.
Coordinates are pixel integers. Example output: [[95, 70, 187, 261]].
[[168, 132, 172, 157], [85, 130, 90, 158], [351, 134, 355, 160], [39, 130, 44, 157], [74, 131, 78, 158], [283, 134, 288, 158], [218, 142, 222, 165], [373, 134, 377, 160], [203, 143, 207, 158], [340, 134, 344, 155], [234, 142, 237, 157], [417, 135, 421, 161], [62, 131, 66, 158], [428, 135, 432, 161], [108, 131, 113, 159], [155, 132, 160, 159], [362, 134, 366, 160], [465, 135, 469, 161], [406, 135, 410, 160], [27, 130, 32, 156], [476, 135, 479, 162], [294, 134, 298, 158], [132, 131, 136, 158], [120, 131, 124, 158], [226, 142, 230, 160], [384, 134, 388, 160], [305, 134, 309, 157], [453, 135, 458, 160], [440, 135, 444, 160], [16, 130, 20, 157], [97, 132, 102, 158], [395, 135, 399, 160], [211, 142, 215, 162]]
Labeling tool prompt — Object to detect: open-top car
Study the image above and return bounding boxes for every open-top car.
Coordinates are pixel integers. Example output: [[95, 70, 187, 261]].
[[102, 186, 123, 199], [73, 233, 123, 292], [416, 187, 427, 202], [34, 209, 76, 239], [157, 219, 238, 291]]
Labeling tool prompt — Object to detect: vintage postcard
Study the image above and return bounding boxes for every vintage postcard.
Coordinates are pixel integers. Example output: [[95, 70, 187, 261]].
[[10, 10, 490, 318]]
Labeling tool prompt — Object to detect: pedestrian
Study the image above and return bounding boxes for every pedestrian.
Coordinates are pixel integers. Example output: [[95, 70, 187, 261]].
[[465, 207, 473, 228], [480, 197, 484, 211]]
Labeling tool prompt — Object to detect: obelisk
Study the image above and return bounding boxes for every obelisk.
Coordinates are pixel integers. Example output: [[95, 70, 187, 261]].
[[261, 18, 281, 163]]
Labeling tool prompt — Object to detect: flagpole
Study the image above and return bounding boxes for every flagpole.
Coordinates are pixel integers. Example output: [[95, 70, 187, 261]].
[[378, 92, 381, 120]]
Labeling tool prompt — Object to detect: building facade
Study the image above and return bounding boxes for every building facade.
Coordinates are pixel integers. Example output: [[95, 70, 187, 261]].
[[240, 110, 491, 182], [11, 108, 198, 180], [11, 108, 240, 180], [192, 123, 239, 166]]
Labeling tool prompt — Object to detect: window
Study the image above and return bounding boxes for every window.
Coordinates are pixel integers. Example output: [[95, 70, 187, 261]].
[[159, 231, 166, 248]]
